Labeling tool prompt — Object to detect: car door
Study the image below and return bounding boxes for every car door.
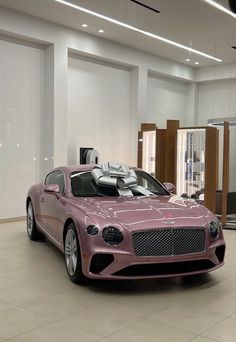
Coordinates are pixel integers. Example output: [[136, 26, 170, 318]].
[[40, 170, 65, 242]]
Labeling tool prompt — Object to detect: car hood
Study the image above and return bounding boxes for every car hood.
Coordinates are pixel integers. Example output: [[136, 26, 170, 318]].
[[68, 195, 213, 231]]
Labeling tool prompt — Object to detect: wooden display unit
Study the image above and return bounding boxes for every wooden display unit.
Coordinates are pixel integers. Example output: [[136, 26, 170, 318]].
[[137, 120, 179, 183]]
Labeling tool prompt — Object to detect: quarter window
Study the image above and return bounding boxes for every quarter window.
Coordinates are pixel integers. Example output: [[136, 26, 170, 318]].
[[45, 170, 65, 194]]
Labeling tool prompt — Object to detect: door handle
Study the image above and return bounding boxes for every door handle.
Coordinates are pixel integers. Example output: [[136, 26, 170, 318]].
[[41, 197, 45, 203]]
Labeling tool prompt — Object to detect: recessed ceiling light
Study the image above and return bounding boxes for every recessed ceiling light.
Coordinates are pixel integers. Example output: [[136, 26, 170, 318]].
[[195, 62, 199, 65], [54, 0, 222, 62], [203, 0, 236, 19], [82, 24, 88, 27], [186, 58, 190, 62], [98, 29, 104, 33]]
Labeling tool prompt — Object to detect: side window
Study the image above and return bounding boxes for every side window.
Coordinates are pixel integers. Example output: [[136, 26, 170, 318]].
[[45, 171, 65, 194]]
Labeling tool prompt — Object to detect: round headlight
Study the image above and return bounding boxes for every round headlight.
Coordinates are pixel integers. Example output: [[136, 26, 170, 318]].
[[102, 226, 123, 245], [209, 221, 220, 239], [86, 225, 99, 235]]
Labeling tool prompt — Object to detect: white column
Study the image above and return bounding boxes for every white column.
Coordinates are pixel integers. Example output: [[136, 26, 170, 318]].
[[130, 66, 148, 166], [186, 82, 199, 126], [53, 42, 68, 167]]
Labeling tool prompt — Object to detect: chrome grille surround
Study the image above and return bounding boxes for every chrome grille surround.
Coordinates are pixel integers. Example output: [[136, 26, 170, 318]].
[[132, 228, 206, 256]]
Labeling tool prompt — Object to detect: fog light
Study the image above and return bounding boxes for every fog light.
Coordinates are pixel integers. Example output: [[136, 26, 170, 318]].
[[102, 226, 123, 245], [209, 221, 219, 239], [86, 225, 98, 235]]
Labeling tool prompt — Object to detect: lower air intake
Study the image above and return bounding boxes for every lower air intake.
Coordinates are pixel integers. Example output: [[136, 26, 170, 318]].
[[90, 254, 114, 274], [113, 260, 215, 277]]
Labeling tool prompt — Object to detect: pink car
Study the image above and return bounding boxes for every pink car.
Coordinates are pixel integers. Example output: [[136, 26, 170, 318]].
[[26, 164, 225, 283]]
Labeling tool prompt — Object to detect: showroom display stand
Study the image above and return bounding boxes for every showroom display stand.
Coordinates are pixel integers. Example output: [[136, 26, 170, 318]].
[[221, 121, 229, 226], [216, 122, 236, 229], [176, 126, 218, 213], [137, 123, 157, 178], [138, 120, 235, 227], [137, 120, 179, 184]]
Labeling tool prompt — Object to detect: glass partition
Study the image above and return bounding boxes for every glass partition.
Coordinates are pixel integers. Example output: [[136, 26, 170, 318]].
[[176, 128, 206, 200], [142, 130, 156, 177]]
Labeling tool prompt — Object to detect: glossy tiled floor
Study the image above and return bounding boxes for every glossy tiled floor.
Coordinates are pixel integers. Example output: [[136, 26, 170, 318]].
[[0, 221, 235, 342]]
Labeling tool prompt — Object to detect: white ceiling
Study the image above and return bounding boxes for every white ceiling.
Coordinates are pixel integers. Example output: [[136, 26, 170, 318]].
[[0, 0, 236, 67]]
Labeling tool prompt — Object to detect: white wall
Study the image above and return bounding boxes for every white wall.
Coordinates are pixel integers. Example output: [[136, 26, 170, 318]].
[[0, 39, 45, 219], [147, 75, 189, 128], [67, 57, 132, 166], [197, 79, 236, 191], [0, 7, 236, 219], [198, 80, 236, 120]]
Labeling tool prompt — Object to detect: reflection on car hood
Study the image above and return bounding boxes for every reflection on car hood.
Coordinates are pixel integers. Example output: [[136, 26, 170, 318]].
[[68, 195, 212, 231]]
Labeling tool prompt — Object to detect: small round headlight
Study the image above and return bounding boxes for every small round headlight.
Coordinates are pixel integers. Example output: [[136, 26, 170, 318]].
[[102, 226, 123, 245], [209, 221, 220, 239], [86, 225, 99, 235]]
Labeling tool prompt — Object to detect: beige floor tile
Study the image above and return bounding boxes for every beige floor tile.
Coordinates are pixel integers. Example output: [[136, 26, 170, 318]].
[[147, 305, 226, 334], [204, 280, 236, 297], [88, 290, 175, 317], [171, 293, 236, 316], [230, 312, 236, 319], [0, 306, 55, 339], [22, 288, 92, 319], [108, 319, 195, 342], [0, 281, 58, 305], [0, 299, 14, 311], [4, 265, 62, 283], [203, 316, 236, 342], [5, 321, 99, 342], [190, 336, 218, 341], [0, 275, 25, 290], [0, 256, 34, 274], [0, 247, 26, 261], [62, 302, 145, 338]]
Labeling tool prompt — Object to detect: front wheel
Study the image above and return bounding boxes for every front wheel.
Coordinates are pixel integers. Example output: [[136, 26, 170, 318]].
[[64, 223, 87, 284]]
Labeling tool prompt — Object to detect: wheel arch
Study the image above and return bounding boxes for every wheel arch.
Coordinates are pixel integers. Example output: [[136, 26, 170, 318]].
[[63, 218, 79, 245]]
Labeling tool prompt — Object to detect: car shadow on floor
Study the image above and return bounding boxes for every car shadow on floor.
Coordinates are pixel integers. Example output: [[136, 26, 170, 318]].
[[86, 273, 219, 295]]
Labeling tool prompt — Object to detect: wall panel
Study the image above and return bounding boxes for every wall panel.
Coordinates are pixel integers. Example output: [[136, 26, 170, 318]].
[[67, 56, 131, 166], [147, 75, 188, 128], [197, 79, 236, 191], [0, 39, 45, 219]]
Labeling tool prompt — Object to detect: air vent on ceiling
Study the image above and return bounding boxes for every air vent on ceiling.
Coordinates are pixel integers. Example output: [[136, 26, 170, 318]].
[[130, 0, 160, 14]]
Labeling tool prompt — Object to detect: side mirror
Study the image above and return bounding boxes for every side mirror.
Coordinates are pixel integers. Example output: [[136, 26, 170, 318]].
[[44, 184, 60, 194], [163, 182, 175, 194]]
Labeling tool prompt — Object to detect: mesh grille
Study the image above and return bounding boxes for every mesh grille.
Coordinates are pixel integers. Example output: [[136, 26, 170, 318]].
[[132, 228, 205, 256]]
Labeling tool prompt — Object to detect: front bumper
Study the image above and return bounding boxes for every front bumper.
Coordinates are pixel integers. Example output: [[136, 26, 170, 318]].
[[81, 239, 226, 280]]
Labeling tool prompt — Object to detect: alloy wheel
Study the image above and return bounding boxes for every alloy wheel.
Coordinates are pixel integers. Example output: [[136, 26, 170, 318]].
[[65, 229, 78, 276]]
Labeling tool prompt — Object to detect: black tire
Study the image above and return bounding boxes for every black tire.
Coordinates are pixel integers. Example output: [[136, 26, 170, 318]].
[[26, 201, 44, 241], [64, 223, 87, 284]]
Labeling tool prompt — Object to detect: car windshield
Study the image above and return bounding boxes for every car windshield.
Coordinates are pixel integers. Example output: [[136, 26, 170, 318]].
[[70, 170, 168, 197]]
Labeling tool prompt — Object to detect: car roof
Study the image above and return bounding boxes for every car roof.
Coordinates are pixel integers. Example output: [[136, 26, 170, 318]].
[[51, 165, 139, 174], [51, 165, 93, 175]]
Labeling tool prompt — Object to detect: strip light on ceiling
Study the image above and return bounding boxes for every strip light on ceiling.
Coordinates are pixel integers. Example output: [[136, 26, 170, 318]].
[[55, 0, 222, 62], [203, 0, 236, 19]]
